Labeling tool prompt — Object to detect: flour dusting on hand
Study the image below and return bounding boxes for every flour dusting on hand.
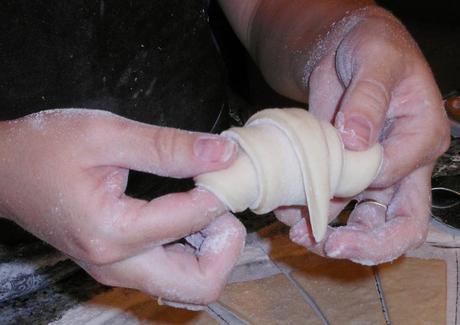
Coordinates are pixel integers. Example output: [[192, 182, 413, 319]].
[[199, 227, 239, 256]]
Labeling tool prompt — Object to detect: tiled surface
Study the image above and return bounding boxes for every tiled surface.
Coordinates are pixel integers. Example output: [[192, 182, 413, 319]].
[[219, 274, 322, 325], [215, 223, 451, 324], [245, 225, 387, 323], [378, 257, 447, 325], [51, 288, 217, 325], [291, 259, 386, 324], [1, 222, 455, 324]]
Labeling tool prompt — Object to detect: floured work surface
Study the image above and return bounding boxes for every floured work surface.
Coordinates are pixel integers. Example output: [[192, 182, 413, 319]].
[[0, 221, 454, 324]]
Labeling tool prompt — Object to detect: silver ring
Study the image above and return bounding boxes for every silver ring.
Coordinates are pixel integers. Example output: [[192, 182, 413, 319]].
[[355, 199, 388, 211]]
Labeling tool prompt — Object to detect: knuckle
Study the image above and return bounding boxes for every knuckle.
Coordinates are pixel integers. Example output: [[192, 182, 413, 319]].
[[353, 78, 390, 115], [77, 112, 113, 135], [437, 130, 451, 156], [234, 219, 248, 239], [78, 112, 126, 145], [429, 113, 451, 160], [353, 21, 405, 62], [191, 269, 230, 305], [199, 281, 225, 305], [86, 268, 116, 287], [439, 121, 452, 152], [365, 37, 401, 60], [71, 232, 120, 265], [412, 225, 429, 248], [151, 128, 181, 166]]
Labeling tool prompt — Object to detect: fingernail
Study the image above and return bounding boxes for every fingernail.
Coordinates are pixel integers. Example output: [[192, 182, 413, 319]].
[[342, 115, 372, 150], [194, 136, 236, 163]]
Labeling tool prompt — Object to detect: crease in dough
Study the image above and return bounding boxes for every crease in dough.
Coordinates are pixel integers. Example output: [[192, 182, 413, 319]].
[[195, 108, 382, 241]]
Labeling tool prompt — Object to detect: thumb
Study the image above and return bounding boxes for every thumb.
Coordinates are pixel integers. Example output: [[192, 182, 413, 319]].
[[335, 73, 393, 151], [90, 114, 237, 178], [332, 14, 409, 152], [334, 25, 404, 152]]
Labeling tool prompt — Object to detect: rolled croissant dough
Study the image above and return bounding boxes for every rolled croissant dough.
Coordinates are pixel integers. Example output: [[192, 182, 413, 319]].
[[195, 108, 382, 241]]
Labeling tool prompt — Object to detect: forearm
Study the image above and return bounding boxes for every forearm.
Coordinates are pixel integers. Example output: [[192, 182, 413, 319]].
[[219, 0, 392, 102]]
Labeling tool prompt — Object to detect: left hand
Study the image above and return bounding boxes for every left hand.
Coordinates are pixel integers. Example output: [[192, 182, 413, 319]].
[[276, 11, 450, 265], [0, 109, 245, 305]]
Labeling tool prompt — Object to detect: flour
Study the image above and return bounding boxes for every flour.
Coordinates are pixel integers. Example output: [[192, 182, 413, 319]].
[[0, 249, 69, 302], [199, 227, 239, 256], [0, 252, 67, 280]]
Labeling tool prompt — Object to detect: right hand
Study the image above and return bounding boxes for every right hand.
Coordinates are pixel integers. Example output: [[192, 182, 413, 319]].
[[274, 9, 450, 265], [0, 109, 246, 306]]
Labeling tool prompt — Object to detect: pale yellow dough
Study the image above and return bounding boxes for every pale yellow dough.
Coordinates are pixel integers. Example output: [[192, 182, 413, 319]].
[[195, 108, 382, 241]]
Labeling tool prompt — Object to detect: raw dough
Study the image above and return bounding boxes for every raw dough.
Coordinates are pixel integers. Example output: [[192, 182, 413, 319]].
[[195, 108, 382, 241]]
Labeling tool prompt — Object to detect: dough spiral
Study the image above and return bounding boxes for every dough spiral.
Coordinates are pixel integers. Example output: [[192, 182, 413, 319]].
[[195, 108, 382, 241]]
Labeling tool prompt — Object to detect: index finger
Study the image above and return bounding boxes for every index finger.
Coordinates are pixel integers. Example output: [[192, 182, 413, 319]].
[[81, 188, 228, 265], [81, 213, 246, 306], [324, 165, 433, 265], [84, 113, 237, 178], [372, 72, 449, 187]]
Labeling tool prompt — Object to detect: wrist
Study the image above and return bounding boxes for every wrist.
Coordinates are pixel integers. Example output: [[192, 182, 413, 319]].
[[301, 7, 402, 86], [248, 3, 401, 102]]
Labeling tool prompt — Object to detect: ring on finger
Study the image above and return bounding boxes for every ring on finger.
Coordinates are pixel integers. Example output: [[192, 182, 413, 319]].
[[355, 199, 388, 211]]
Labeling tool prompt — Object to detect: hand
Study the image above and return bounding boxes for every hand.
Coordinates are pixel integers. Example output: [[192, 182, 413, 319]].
[[276, 10, 450, 265], [0, 109, 245, 305]]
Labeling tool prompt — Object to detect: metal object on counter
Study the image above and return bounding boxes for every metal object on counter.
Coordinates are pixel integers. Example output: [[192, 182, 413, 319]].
[[432, 187, 460, 210], [431, 175, 460, 232], [445, 91, 460, 137], [431, 96, 460, 231]]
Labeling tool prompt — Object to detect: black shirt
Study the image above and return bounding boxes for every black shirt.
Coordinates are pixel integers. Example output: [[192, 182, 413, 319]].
[[0, 0, 227, 132], [0, 1, 232, 246]]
